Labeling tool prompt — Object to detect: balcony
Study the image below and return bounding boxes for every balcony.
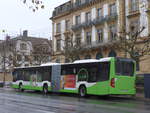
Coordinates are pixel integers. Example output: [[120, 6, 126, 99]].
[[74, 0, 93, 9], [71, 14, 118, 31], [52, 1, 72, 17], [82, 20, 93, 28], [52, 0, 96, 17], [71, 20, 93, 31], [71, 23, 83, 31], [106, 13, 118, 21], [93, 16, 105, 26], [81, 40, 108, 50]]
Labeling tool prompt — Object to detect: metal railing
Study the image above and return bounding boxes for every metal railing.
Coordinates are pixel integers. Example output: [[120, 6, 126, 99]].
[[93, 16, 105, 25], [81, 40, 107, 49], [52, 0, 95, 17]]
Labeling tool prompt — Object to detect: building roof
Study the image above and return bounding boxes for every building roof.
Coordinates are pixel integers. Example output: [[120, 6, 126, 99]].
[[0, 35, 52, 52]]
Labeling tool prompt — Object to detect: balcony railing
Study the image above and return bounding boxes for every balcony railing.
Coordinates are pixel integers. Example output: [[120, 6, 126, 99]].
[[81, 40, 107, 49], [106, 13, 118, 21], [52, 0, 95, 17], [93, 16, 105, 25], [82, 20, 93, 28], [71, 20, 93, 31], [74, 0, 93, 9], [52, 1, 73, 17], [71, 23, 83, 31], [71, 14, 118, 31]]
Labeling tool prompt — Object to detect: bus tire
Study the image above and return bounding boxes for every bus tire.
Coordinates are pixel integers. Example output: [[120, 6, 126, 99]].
[[43, 84, 48, 94], [19, 83, 24, 92], [79, 85, 87, 97]]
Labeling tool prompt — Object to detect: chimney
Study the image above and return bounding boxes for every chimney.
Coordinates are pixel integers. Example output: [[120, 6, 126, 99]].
[[23, 30, 28, 37]]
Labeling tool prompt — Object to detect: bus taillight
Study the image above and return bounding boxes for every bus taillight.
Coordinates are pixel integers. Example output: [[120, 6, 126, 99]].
[[110, 78, 115, 88]]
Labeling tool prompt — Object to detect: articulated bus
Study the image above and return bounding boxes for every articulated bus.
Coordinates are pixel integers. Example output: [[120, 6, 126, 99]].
[[11, 57, 136, 97]]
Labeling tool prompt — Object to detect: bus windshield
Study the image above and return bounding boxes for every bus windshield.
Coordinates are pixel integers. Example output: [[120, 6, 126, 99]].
[[115, 58, 135, 76]]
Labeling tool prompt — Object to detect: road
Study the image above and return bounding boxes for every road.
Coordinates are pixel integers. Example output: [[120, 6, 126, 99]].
[[0, 88, 150, 113]]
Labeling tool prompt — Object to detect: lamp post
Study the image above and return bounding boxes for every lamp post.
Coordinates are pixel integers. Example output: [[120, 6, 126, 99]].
[[2, 40, 6, 87], [1, 30, 6, 87]]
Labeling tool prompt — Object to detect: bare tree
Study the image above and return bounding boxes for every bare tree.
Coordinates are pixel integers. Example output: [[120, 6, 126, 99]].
[[62, 37, 83, 62], [32, 43, 51, 65], [116, 26, 150, 69], [21, 0, 44, 12]]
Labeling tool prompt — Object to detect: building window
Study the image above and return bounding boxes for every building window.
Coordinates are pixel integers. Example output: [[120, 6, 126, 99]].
[[65, 37, 71, 48], [96, 52, 103, 59], [109, 25, 117, 41], [20, 43, 27, 50], [110, 3, 117, 15], [108, 50, 117, 57], [76, 34, 81, 45], [86, 31, 91, 45], [85, 54, 91, 59], [66, 20, 70, 30], [17, 55, 22, 61], [131, 0, 139, 12], [97, 8, 102, 18], [86, 12, 91, 22], [130, 19, 139, 33], [56, 23, 61, 33], [25, 55, 29, 61], [76, 15, 81, 25], [56, 39, 61, 51], [97, 29, 103, 43], [76, 0, 81, 6]]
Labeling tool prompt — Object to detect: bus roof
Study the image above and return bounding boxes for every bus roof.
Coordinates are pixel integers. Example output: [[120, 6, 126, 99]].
[[40, 62, 60, 66], [73, 57, 112, 64], [14, 65, 41, 69], [14, 62, 60, 69], [15, 57, 134, 69]]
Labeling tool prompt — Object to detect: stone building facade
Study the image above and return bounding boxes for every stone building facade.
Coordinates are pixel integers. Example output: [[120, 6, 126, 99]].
[[0, 31, 52, 72], [51, 0, 150, 74]]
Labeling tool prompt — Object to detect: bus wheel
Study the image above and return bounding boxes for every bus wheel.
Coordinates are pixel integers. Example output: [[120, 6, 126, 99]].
[[79, 85, 87, 97], [19, 83, 24, 92], [43, 84, 48, 94]]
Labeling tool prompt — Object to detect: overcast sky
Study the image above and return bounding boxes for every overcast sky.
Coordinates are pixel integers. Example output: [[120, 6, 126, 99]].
[[0, 0, 69, 40]]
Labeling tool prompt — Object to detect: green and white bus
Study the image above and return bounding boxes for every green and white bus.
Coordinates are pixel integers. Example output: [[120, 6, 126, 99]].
[[11, 57, 136, 97]]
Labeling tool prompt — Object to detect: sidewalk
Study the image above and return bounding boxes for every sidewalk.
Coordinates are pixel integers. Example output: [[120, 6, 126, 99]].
[[135, 92, 150, 102]]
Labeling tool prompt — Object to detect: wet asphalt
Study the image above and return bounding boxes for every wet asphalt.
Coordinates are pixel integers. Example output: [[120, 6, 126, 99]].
[[0, 88, 150, 113]]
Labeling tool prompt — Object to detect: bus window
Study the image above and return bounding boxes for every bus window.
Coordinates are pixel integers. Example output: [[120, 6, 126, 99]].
[[98, 62, 110, 81], [88, 67, 97, 82], [116, 59, 134, 76], [37, 67, 51, 81], [12, 69, 25, 81], [24, 69, 36, 81], [42, 70, 51, 81], [78, 68, 88, 81], [12, 70, 18, 82], [61, 65, 76, 75]]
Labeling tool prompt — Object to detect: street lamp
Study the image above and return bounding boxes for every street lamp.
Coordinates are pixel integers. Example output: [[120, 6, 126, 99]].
[[1, 29, 7, 87]]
